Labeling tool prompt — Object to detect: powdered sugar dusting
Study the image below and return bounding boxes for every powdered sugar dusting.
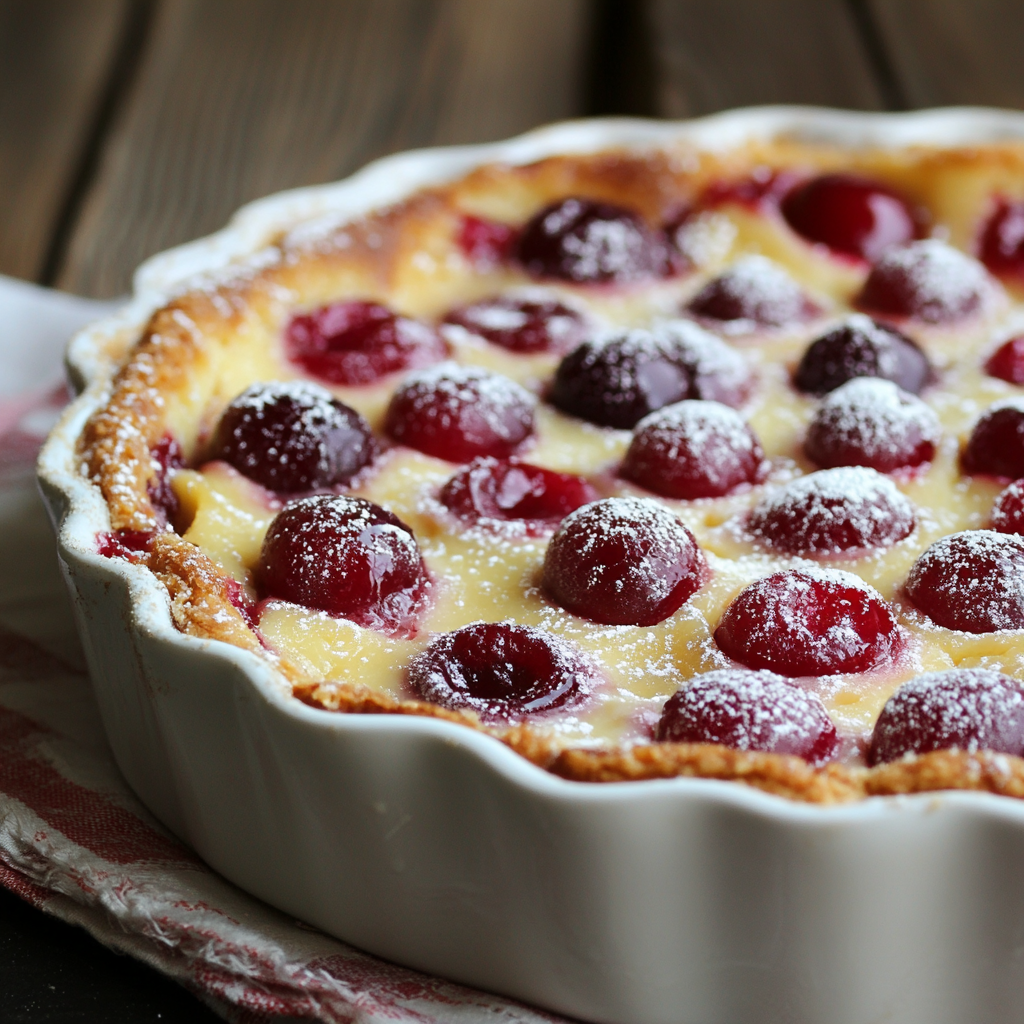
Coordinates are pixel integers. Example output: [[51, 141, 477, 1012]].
[[806, 378, 940, 471], [871, 668, 1024, 762], [749, 466, 916, 555], [688, 254, 818, 333]]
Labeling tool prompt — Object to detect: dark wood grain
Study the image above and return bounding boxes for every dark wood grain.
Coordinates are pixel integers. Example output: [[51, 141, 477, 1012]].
[[55, 0, 592, 298], [644, 0, 884, 118], [0, 0, 129, 282], [865, 0, 1024, 109]]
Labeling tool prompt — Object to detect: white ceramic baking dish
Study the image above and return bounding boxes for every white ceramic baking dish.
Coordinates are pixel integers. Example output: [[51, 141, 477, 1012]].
[[38, 108, 1024, 1024]]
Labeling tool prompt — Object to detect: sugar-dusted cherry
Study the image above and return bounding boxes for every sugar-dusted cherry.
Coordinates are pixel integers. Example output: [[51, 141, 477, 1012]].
[[285, 300, 447, 386], [384, 363, 535, 462], [781, 173, 922, 262], [905, 530, 1024, 633], [657, 668, 839, 765], [978, 198, 1024, 280], [869, 668, 1024, 764], [516, 197, 671, 284], [794, 314, 932, 396], [259, 494, 428, 632], [457, 214, 517, 268], [986, 336, 1024, 384], [714, 567, 899, 676], [622, 400, 765, 499], [962, 400, 1024, 479], [686, 255, 821, 332], [147, 434, 185, 524], [749, 466, 916, 556], [408, 622, 594, 720], [991, 479, 1024, 534], [542, 497, 707, 626], [550, 321, 750, 430], [210, 381, 375, 493], [805, 377, 941, 473], [443, 295, 587, 354], [857, 240, 994, 324], [439, 457, 595, 533]]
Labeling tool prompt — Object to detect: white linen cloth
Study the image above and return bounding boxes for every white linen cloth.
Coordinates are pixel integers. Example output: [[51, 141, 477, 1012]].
[[0, 275, 564, 1024]]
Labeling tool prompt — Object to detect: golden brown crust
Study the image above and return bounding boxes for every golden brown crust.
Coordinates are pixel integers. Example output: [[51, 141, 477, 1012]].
[[78, 139, 1024, 802]]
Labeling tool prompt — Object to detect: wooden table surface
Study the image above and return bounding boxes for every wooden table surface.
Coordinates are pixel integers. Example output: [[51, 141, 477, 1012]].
[[2, 0, 1023, 1019]]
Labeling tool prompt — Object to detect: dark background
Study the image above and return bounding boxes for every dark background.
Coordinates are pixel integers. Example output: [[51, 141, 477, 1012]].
[[1, 0, 1021, 1019]]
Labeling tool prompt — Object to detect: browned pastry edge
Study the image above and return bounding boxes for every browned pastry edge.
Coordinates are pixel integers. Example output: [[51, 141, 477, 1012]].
[[77, 140, 1024, 802]]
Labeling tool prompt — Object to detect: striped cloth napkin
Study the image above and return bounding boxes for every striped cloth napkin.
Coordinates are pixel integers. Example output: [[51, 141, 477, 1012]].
[[0, 275, 563, 1024]]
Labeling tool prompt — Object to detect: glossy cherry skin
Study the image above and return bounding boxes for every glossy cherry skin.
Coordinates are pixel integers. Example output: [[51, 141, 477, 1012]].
[[285, 300, 447, 386], [748, 467, 916, 556], [550, 321, 750, 430], [443, 296, 587, 354], [439, 457, 596, 533], [805, 377, 940, 473], [794, 314, 932, 396], [869, 668, 1024, 764], [978, 199, 1024, 280], [686, 255, 820, 332], [781, 173, 921, 262], [962, 401, 1024, 479], [905, 530, 1024, 633], [622, 400, 765, 499], [991, 479, 1024, 534], [516, 197, 671, 284], [657, 668, 839, 765], [210, 381, 375, 493], [542, 497, 707, 626], [714, 568, 899, 676], [384, 364, 535, 462], [857, 240, 993, 324], [408, 622, 594, 721], [259, 495, 428, 633], [986, 336, 1024, 384]]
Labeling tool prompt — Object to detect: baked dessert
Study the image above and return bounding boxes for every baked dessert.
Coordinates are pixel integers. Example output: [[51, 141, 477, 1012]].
[[80, 135, 1024, 803]]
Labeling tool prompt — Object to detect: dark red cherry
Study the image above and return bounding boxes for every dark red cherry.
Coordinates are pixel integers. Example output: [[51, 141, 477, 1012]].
[[443, 296, 587, 354], [408, 622, 594, 720], [97, 529, 156, 562], [686, 255, 820, 331], [657, 669, 839, 765], [148, 434, 184, 525], [516, 197, 670, 284], [622, 400, 765, 499], [542, 497, 707, 626], [963, 401, 1024, 479], [986, 336, 1024, 384], [439, 457, 596, 533], [550, 321, 750, 430], [457, 215, 517, 268], [285, 300, 447, 386], [905, 530, 1024, 633], [795, 315, 932, 395], [748, 467, 916, 556], [210, 381, 374, 493], [714, 568, 899, 676], [869, 668, 1024, 764], [384, 364, 535, 462], [991, 479, 1024, 534], [805, 378, 940, 473], [857, 240, 993, 324], [781, 173, 921, 262], [978, 199, 1024, 280], [259, 495, 428, 632]]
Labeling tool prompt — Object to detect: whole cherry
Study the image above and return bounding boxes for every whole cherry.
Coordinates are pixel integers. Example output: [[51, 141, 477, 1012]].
[[657, 668, 839, 765]]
